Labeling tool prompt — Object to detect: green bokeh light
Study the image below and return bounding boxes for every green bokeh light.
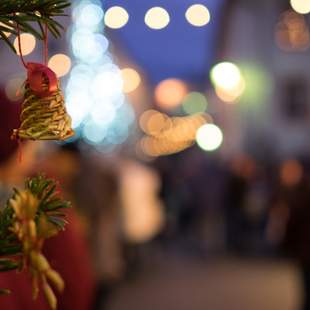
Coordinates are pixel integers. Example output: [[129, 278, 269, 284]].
[[182, 92, 208, 115], [239, 63, 272, 106]]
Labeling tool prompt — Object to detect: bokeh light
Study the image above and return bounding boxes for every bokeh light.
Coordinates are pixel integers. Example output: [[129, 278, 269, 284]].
[[140, 136, 192, 157], [196, 123, 223, 151], [214, 82, 245, 103], [290, 0, 310, 14], [91, 65, 123, 100], [276, 10, 310, 52], [71, 31, 109, 63], [5, 76, 24, 101], [211, 62, 243, 90], [90, 99, 117, 126], [139, 110, 169, 136], [280, 160, 303, 187], [75, 3, 104, 27], [67, 0, 135, 148], [182, 92, 208, 114], [140, 112, 207, 156], [185, 4, 211, 27], [121, 68, 141, 93], [210, 62, 245, 103], [13, 33, 36, 56], [82, 121, 107, 144], [48, 54, 71, 77], [104, 6, 129, 29], [155, 78, 188, 109], [145, 7, 170, 30], [120, 162, 164, 242], [240, 63, 273, 106]]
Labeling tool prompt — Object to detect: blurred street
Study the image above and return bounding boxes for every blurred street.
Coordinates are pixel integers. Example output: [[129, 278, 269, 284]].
[[108, 251, 301, 310]]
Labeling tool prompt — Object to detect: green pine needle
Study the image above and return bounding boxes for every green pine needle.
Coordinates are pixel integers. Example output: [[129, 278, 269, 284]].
[[0, 0, 70, 52]]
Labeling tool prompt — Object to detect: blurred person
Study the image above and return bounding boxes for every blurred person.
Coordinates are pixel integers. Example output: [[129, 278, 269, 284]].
[[77, 150, 124, 310], [224, 154, 257, 254], [40, 145, 125, 310], [269, 159, 310, 310], [0, 91, 95, 310], [119, 159, 164, 245], [119, 159, 165, 270]]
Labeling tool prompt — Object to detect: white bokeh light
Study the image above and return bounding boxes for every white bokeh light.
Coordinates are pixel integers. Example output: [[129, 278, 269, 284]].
[[72, 31, 109, 63], [145, 7, 170, 30], [91, 67, 123, 99], [290, 0, 310, 14], [104, 6, 129, 29], [75, 3, 104, 27], [211, 62, 242, 90], [66, 0, 135, 147], [83, 121, 107, 144], [196, 124, 223, 151], [185, 4, 211, 27], [90, 100, 117, 125], [210, 62, 245, 103]]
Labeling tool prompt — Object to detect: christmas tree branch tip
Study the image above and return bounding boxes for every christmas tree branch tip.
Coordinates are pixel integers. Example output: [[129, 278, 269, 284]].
[[0, 174, 71, 309], [0, 0, 70, 53]]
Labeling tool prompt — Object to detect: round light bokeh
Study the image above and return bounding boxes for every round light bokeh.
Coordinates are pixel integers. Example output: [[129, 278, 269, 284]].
[[104, 6, 129, 29], [121, 68, 141, 93], [196, 123, 223, 151], [91, 66, 123, 100], [211, 62, 242, 90], [210, 62, 245, 103], [182, 92, 208, 114], [13, 33, 36, 56], [139, 110, 168, 136], [145, 7, 170, 30], [77, 3, 104, 27], [185, 4, 211, 27], [155, 78, 187, 109], [290, 0, 310, 14], [5, 76, 24, 101], [71, 31, 109, 64], [83, 121, 107, 144], [48, 54, 72, 77]]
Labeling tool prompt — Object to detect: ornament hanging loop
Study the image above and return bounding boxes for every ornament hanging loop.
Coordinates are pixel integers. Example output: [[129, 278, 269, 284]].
[[27, 63, 58, 97]]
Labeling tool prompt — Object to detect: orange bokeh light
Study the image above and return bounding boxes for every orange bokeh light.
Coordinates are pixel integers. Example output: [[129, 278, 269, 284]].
[[280, 160, 303, 187], [139, 110, 169, 136], [154, 79, 188, 109]]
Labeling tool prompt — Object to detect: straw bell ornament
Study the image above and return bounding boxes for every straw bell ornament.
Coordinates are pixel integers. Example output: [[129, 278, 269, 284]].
[[12, 63, 74, 141]]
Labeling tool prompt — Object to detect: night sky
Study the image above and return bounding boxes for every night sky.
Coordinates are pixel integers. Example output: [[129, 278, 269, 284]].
[[103, 0, 226, 85]]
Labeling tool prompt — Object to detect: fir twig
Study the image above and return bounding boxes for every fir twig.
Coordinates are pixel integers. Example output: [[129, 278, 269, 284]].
[[0, 175, 70, 309], [0, 0, 70, 52]]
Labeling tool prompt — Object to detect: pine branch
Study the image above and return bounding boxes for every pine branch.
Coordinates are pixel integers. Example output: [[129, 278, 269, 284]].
[[0, 0, 70, 52], [0, 174, 70, 309]]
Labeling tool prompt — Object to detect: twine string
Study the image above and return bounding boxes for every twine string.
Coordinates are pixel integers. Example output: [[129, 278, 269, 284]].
[[44, 23, 48, 65], [15, 16, 49, 68], [15, 14, 27, 69]]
